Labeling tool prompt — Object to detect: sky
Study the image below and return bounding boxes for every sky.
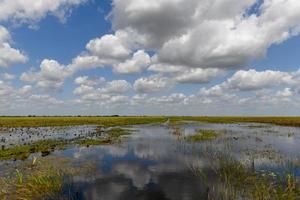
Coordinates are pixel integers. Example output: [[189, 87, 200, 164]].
[[1, 0, 300, 116]]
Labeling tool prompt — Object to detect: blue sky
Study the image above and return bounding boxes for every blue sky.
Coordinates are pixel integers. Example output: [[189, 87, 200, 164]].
[[1, 0, 300, 116]]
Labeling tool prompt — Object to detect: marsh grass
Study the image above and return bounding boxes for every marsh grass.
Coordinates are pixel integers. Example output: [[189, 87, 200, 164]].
[[185, 129, 219, 142], [193, 153, 300, 200], [0, 156, 95, 200]]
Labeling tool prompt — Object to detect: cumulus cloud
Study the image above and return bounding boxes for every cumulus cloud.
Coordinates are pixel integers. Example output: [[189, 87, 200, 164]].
[[73, 76, 132, 105], [86, 34, 131, 61], [20, 59, 69, 91], [0, 0, 87, 24], [74, 76, 105, 86], [110, 0, 300, 70], [221, 69, 296, 91], [134, 75, 173, 93], [0, 26, 27, 68], [113, 50, 151, 74]]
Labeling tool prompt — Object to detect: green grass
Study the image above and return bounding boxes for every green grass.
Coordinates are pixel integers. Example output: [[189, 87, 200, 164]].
[[194, 154, 300, 200], [0, 116, 166, 128], [185, 129, 219, 142]]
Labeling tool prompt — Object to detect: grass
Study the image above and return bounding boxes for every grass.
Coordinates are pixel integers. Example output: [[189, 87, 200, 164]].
[[0, 116, 166, 128], [0, 128, 132, 161], [0, 156, 95, 200], [193, 153, 300, 200], [185, 129, 219, 142], [0, 140, 67, 160]]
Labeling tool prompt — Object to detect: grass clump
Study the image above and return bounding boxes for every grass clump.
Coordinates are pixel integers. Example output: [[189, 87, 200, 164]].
[[185, 129, 219, 142]]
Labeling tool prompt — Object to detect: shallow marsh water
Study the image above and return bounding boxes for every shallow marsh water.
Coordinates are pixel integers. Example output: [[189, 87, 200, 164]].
[[1, 122, 300, 199]]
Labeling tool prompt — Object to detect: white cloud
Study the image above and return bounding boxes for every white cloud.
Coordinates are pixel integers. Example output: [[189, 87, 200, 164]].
[[276, 88, 294, 98], [0, 0, 87, 24], [113, 50, 151, 74], [223, 69, 295, 91], [1, 73, 15, 81], [74, 76, 105, 86], [175, 68, 226, 84], [73, 76, 132, 105], [68, 55, 105, 73], [20, 59, 69, 91], [110, 0, 300, 70], [134, 75, 173, 93], [101, 80, 132, 94], [29, 94, 63, 105], [86, 34, 131, 61], [0, 26, 27, 68]]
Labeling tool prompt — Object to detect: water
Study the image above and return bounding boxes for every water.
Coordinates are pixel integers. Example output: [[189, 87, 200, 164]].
[[1, 122, 300, 199]]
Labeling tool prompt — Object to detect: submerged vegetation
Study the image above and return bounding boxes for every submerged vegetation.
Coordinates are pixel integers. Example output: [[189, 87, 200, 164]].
[[185, 129, 219, 142]]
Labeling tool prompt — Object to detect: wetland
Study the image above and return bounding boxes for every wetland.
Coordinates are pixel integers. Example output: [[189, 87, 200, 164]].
[[1, 117, 300, 199]]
